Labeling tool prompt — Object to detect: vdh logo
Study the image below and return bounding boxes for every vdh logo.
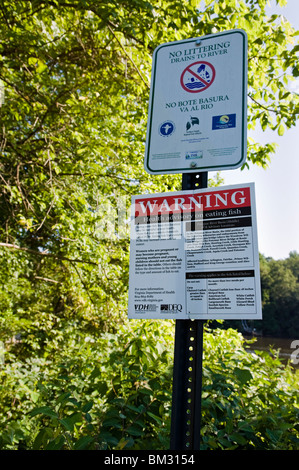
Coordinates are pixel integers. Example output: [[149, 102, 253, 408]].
[[186, 116, 199, 132], [135, 304, 157, 312], [160, 304, 183, 313]]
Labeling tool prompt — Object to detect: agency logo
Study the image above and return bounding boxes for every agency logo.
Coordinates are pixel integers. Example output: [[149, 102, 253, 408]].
[[185, 150, 203, 160], [219, 115, 230, 123], [212, 113, 236, 130], [135, 304, 157, 312], [186, 116, 200, 132], [160, 304, 183, 313], [159, 121, 175, 137]]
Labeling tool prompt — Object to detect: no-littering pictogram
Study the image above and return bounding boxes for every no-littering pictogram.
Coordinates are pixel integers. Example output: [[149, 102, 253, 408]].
[[180, 61, 216, 93]]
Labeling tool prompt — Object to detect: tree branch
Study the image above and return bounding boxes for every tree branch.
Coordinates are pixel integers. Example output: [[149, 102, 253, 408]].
[[107, 25, 150, 89], [35, 275, 60, 284], [248, 94, 279, 114], [70, 261, 95, 305], [0, 242, 98, 265]]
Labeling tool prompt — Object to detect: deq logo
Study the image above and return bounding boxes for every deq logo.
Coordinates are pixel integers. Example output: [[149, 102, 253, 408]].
[[160, 304, 182, 313]]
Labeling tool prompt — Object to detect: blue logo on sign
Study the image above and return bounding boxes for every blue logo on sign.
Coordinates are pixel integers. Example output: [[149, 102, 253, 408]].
[[212, 114, 236, 130], [159, 121, 175, 137]]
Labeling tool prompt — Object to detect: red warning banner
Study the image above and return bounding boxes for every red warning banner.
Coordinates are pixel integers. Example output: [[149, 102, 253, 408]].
[[135, 187, 251, 217]]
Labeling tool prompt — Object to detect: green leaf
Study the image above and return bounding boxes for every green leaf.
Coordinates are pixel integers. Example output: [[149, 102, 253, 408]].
[[218, 437, 231, 448], [126, 425, 144, 437], [278, 124, 285, 136], [233, 367, 253, 385], [29, 406, 58, 419], [45, 435, 65, 450], [32, 428, 53, 450], [266, 429, 283, 444], [102, 418, 122, 428], [230, 432, 247, 445], [36, 59, 47, 74], [59, 417, 74, 432], [56, 392, 72, 404], [292, 65, 299, 77], [73, 435, 94, 450], [147, 411, 162, 424], [82, 401, 93, 413]]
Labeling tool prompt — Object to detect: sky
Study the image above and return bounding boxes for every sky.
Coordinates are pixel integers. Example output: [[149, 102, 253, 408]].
[[211, 0, 299, 260]]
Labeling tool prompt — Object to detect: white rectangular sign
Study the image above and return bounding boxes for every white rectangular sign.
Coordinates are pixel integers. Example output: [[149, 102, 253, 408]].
[[144, 30, 247, 174], [128, 183, 262, 320]]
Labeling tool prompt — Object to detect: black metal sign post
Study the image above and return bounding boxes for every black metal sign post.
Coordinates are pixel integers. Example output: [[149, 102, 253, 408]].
[[170, 171, 208, 451]]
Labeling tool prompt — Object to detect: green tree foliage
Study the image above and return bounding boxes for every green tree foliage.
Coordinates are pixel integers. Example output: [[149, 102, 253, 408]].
[[0, 0, 298, 354], [0, 324, 298, 450], [220, 252, 299, 337], [259, 252, 299, 337]]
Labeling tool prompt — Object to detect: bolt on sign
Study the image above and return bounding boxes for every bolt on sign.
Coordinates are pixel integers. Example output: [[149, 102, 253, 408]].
[[144, 29, 248, 174], [128, 183, 262, 320]]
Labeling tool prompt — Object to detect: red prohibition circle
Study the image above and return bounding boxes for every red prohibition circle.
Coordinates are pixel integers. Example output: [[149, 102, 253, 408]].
[[180, 61, 216, 93]]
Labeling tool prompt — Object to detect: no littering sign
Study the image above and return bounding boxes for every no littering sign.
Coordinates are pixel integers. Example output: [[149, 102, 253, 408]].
[[180, 61, 216, 93], [144, 29, 248, 175]]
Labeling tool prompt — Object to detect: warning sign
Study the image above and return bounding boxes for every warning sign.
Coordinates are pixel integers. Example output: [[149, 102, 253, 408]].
[[144, 29, 248, 175], [180, 61, 216, 93], [128, 183, 262, 320]]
